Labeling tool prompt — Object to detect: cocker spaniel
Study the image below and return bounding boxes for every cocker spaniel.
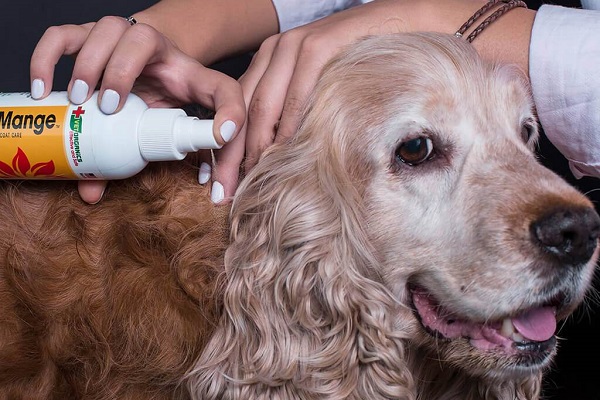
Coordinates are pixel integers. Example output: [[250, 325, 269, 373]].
[[0, 33, 598, 400]]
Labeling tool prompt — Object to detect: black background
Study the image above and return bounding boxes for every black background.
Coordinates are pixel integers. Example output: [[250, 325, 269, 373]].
[[1, 1, 598, 399]]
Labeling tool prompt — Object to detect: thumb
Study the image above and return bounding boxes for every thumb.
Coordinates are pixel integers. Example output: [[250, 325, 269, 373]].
[[78, 180, 108, 204]]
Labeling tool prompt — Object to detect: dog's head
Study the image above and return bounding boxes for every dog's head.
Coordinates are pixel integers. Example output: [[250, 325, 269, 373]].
[[307, 32, 599, 380], [190, 33, 599, 398]]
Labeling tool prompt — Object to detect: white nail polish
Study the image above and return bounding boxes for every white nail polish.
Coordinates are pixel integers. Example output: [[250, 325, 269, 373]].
[[100, 89, 120, 114], [211, 181, 225, 203], [220, 120, 236, 143], [31, 79, 44, 99], [70, 79, 89, 104], [198, 162, 211, 185]]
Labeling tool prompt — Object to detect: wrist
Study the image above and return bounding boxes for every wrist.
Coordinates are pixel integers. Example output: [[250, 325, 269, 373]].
[[469, 7, 535, 77], [409, 0, 488, 35], [413, 0, 535, 77]]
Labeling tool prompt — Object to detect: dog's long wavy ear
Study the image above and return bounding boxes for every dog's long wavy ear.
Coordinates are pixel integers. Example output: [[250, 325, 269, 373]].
[[186, 57, 415, 400]]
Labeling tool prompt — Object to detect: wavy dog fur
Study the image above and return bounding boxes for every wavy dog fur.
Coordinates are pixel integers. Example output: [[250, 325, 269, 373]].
[[0, 159, 228, 399], [187, 33, 599, 399], [0, 33, 598, 400]]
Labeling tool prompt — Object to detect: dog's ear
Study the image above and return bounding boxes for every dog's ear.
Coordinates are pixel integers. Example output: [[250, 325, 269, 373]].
[[186, 121, 415, 398]]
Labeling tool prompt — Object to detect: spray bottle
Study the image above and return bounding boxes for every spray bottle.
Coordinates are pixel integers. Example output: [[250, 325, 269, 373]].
[[0, 91, 220, 179]]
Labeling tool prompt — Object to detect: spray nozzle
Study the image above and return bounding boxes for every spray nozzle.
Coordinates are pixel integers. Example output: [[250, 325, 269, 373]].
[[138, 108, 220, 162]]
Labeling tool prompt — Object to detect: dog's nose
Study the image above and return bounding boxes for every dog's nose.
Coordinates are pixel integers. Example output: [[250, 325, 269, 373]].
[[531, 207, 600, 266]]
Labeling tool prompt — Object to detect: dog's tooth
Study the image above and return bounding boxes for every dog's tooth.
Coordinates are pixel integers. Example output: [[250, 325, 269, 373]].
[[500, 318, 514, 337], [511, 332, 525, 342]]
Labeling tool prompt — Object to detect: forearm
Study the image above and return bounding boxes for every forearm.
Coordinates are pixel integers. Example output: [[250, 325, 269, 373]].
[[133, 0, 279, 65], [269, 0, 534, 75], [398, 0, 534, 77], [463, 4, 534, 78]]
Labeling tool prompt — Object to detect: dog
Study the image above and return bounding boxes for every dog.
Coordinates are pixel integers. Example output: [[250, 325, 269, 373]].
[[0, 33, 598, 400]]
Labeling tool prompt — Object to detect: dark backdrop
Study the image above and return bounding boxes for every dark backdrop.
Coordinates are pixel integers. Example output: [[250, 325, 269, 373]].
[[1, 1, 598, 399]]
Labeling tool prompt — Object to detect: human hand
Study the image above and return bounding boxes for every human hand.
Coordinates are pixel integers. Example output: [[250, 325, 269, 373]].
[[212, 0, 533, 202], [30, 16, 246, 204], [212, 0, 439, 202]]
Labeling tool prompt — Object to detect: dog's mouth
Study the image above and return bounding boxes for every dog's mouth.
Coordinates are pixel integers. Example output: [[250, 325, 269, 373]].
[[409, 285, 560, 361]]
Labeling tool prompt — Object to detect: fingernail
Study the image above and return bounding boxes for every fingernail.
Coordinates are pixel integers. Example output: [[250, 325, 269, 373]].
[[70, 79, 89, 104], [31, 79, 44, 99], [219, 120, 236, 143], [198, 162, 211, 185], [211, 181, 225, 203], [88, 186, 106, 205], [100, 89, 120, 114]]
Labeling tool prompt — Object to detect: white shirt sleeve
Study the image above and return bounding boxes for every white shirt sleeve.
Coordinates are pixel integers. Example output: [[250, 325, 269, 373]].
[[580, 0, 600, 10], [271, 0, 371, 32], [529, 5, 600, 179]]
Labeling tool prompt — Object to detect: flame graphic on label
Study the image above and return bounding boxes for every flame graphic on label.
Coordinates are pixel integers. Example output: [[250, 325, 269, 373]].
[[0, 147, 56, 177]]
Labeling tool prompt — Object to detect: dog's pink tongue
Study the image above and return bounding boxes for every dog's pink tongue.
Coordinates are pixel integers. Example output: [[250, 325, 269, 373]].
[[512, 307, 557, 342]]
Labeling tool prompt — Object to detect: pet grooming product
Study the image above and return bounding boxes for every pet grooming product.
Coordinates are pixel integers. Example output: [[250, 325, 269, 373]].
[[0, 91, 219, 179]]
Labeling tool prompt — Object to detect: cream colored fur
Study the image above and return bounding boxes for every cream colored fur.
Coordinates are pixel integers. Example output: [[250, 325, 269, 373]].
[[187, 33, 598, 400]]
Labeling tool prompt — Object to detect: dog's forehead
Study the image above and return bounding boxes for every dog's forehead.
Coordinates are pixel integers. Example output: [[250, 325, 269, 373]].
[[337, 46, 530, 138], [359, 67, 535, 159], [308, 34, 536, 159]]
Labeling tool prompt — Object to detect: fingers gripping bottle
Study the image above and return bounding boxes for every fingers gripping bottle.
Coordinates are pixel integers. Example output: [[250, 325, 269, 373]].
[[0, 91, 220, 179]]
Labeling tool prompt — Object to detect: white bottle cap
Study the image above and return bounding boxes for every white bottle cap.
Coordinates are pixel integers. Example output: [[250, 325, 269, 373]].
[[138, 108, 221, 162]]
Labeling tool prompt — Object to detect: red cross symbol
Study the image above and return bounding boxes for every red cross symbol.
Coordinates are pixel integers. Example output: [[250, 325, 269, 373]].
[[72, 106, 85, 118]]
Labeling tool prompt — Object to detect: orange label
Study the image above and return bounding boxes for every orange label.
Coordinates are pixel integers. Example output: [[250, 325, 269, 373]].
[[0, 105, 76, 179]]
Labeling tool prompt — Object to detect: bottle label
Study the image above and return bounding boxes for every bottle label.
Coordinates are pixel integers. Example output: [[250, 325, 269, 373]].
[[0, 104, 77, 178]]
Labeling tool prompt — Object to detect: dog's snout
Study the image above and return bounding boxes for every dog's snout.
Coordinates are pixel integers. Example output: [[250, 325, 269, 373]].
[[531, 207, 600, 265]]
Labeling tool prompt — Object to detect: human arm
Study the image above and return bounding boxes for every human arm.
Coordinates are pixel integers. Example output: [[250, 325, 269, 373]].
[[133, 0, 278, 66]]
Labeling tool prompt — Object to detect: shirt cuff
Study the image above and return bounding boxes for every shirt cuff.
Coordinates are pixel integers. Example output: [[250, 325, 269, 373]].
[[529, 5, 600, 179], [581, 0, 600, 10], [271, 0, 366, 32]]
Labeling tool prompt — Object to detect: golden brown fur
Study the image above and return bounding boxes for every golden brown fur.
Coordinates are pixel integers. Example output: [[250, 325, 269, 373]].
[[0, 159, 228, 399], [0, 33, 598, 400]]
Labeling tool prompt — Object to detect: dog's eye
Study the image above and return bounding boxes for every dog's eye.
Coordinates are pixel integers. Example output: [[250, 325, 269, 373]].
[[396, 137, 434, 166]]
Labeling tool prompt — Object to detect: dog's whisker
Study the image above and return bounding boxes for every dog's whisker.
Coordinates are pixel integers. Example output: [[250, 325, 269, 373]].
[[583, 187, 600, 198]]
